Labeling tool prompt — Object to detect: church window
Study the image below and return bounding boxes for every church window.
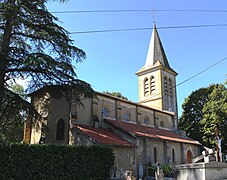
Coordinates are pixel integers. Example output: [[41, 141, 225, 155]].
[[123, 112, 131, 121], [56, 119, 64, 140], [144, 116, 149, 125], [169, 78, 172, 96], [164, 76, 168, 95], [186, 149, 193, 164], [172, 148, 175, 163], [154, 146, 158, 163], [160, 121, 164, 127], [102, 108, 109, 117], [144, 78, 149, 96], [150, 76, 155, 94]]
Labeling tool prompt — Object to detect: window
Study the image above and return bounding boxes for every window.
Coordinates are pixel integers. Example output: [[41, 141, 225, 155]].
[[56, 119, 64, 140], [123, 112, 131, 121], [144, 117, 149, 125], [160, 121, 164, 127], [164, 76, 168, 95], [172, 148, 175, 163], [102, 108, 109, 117], [154, 146, 157, 163], [169, 78, 172, 96], [150, 76, 155, 94], [144, 78, 149, 96], [186, 149, 193, 164]]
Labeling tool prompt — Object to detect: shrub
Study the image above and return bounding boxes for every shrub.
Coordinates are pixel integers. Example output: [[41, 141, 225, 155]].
[[145, 162, 155, 176], [0, 142, 114, 180], [160, 163, 174, 177]]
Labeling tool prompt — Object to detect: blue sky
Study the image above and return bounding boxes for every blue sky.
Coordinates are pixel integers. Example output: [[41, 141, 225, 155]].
[[46, 0, 227, 115]]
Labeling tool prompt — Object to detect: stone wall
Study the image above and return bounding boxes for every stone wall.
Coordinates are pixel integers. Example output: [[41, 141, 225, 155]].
[[175, 162, 227, 180]]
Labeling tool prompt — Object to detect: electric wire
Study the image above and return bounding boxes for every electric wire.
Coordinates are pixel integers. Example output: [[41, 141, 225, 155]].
[[103, 56, 227, 114], [51, 9, 227, 14], [69, 24, 227, 35]]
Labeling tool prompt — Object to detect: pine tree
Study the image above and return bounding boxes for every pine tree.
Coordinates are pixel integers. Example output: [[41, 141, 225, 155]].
[[0, 0, 94, 141]]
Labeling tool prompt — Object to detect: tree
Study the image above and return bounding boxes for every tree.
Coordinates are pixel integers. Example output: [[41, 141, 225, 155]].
[[0, 84, 26, 142], [179, 83, 227, 153], [178, 85, 215, 143], [0, 0, 94, 141], [103, 91, 128, 100], [201, 84, 227, 153]]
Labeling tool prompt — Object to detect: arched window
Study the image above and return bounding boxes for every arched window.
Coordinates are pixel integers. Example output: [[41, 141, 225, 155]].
[[150, 76, 155, 94], [56, 119, 64, 140], [164, 76, 168, 95], [169, 78, 172, 96], [144, 116, 149, 125], [186, 149, 193, 164], [102, 108, 109, 117], [172, 148, 175, 163], [144, 78, 149, 96], [160, 121, 164, 127], [123, 112, 131, 121], [154, 146, 158, 163]]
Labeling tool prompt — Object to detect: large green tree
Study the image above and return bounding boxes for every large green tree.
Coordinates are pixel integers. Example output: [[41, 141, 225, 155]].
[[201, 84, 227, 153], [178, 85, 215, 143], [179, 83, 227, 153], [0, 0, 94, 141]]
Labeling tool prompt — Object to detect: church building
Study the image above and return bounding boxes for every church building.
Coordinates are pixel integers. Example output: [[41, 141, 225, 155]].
[[24, 24, 201, 172]]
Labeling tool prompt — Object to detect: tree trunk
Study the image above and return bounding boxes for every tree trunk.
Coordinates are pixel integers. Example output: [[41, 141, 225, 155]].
[[0, 0, 16, 103]]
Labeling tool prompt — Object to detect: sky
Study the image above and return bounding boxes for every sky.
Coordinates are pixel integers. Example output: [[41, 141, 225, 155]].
[[45, 0, 227, 115]]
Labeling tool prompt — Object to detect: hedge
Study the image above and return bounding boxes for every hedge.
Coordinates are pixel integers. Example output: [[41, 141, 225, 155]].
[[0, 143, 114, 180]]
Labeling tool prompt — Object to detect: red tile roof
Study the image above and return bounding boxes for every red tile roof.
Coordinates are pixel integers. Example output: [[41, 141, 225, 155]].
[[74, 125, 135, 147], [105, 118, 201, 145]]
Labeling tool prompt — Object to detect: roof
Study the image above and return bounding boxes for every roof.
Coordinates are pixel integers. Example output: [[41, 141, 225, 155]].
[[136, 23, 177, 75], [146, 23, 170, 68], [74, 124, 135, 147], [105, 118, 201, 145]]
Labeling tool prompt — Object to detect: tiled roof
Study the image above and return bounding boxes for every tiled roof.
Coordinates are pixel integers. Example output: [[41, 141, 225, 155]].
[[105, 118, 201, 145], [74, 125, 135, 147]]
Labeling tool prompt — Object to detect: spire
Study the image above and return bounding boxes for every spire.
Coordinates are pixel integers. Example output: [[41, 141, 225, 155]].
[[145, 23, 171, 69]]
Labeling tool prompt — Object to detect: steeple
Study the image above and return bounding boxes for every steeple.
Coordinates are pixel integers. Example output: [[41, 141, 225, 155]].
[[145, 23, 171, 69], [136, 23, 178, 129]]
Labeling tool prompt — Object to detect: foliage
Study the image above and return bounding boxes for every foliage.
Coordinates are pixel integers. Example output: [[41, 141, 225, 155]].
[[178, 84, 216, 143], [179, 83, 227, 153], [103, 91, 128, 100], [201, 84, 227, 153], [0, 0, 94, 134], [160, 163, 174, 177], [145, 162, 155, 176], [0, 143, 114, 180], [0, 85, 27, 142]]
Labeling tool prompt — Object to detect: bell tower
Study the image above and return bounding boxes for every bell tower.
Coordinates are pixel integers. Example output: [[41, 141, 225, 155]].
[[136, 23, 178, 119]]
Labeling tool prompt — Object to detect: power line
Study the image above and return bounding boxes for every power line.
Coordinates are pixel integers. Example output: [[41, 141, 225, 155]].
[[69, 23, 227, 35], [176, 56, 227, 87], [105, 56, 227, 114], [51, 9, 227, 14]]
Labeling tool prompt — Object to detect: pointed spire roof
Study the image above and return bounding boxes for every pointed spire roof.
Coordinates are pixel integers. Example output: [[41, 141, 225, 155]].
[[145, 23, 171, 69]]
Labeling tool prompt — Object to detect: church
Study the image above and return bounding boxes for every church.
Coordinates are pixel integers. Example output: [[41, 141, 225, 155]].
[[24, 24, 201, 172]]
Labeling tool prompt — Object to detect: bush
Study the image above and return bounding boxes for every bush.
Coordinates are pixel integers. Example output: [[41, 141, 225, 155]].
[[160, 163, 174, 177], [145, 162, 155, 176], [0, 142, 114, 180]]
